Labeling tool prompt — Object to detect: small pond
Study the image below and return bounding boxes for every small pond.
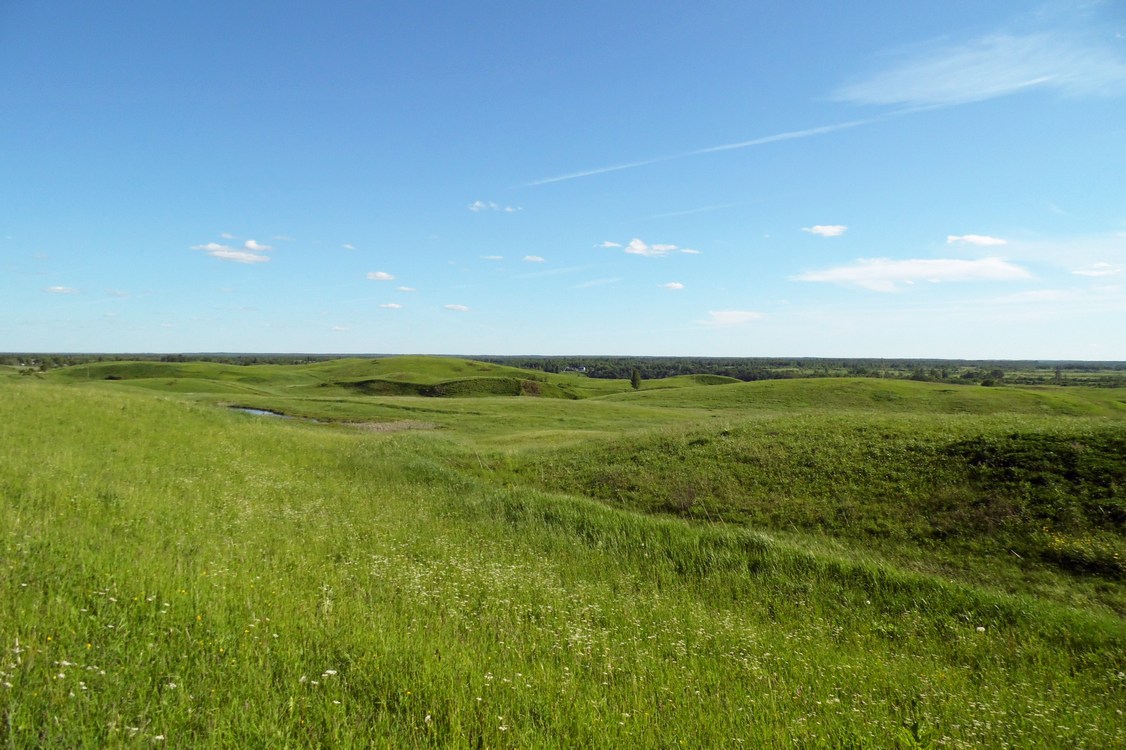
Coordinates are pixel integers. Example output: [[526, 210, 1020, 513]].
[[230, 407, 293, 419]]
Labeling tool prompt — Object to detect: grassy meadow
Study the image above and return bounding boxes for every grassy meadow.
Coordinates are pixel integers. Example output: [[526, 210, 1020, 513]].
[[2, 358, 1124, 748]]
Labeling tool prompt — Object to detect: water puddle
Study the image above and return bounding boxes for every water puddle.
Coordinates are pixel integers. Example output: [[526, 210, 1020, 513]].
[[230, 406, 293, 418]]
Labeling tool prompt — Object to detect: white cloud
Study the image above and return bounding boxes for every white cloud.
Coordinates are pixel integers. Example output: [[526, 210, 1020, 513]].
[[702, 310, 763, 327], [342, 243, 356, 251], [598, 241, 622, 248], [44, 285, 77, 294], [331, 326, 349, 331], [366, 271, 395, 281], [803, 225, 847, 237], [661, 282, 685, 290], [834, 31, 1126, 107], [379, 303, 403, 309], [192, 242, 270, 264], [947, 234, 1007, 246], [220, 232, 237, 239], [794, 257, 1032, 292], [396, 286, 416, 292], [624, 238, 678, 257], [524, 255, 545, 263], [244, 239, 272, 252], [469, 200, 521, 213], [1072, 262, 1122, 277], [482, 255, 504, 261], [444, 304, 470, 312], [680, 248, 702, 255]]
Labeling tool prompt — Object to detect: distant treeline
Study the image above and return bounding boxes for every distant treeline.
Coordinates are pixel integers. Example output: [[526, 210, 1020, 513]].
[[478, 356, 1126, 387], [4, 353, 1126, 387]]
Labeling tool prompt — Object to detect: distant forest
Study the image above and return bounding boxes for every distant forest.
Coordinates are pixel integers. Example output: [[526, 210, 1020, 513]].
[[4, 353, 1126, 387]]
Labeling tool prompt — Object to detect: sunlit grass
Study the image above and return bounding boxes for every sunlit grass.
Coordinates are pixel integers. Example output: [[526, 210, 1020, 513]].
[[2, 372, 1124, 747]]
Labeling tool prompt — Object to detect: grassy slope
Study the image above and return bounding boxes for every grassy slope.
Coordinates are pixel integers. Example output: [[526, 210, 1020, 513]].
[[0, 381, 1121, 748], [4, 361, 1125, 747], [50, 357, 646, 401], [602, 376, 1126, 417]]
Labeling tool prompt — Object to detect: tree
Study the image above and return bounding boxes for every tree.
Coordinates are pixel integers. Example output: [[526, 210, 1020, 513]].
[[630, 368, 641, 390]]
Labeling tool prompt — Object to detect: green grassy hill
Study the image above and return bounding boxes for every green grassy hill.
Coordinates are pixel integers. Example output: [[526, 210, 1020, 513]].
[[4, 360, 1124, 747], [604, 375, 1126, 417], [50, 356, 654, 400]]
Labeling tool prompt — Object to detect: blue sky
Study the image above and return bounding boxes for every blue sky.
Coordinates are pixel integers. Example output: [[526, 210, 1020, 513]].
[[2, 1, 1124, 358]]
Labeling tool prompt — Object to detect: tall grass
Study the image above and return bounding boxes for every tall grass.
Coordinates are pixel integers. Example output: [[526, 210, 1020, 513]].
[[1, 378, 1123, 747]]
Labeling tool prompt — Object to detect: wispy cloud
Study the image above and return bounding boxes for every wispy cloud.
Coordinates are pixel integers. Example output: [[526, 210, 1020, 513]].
[[379, 303, 403, 309], [517, 265, 590, 280], [597, 241, 622, 248], [220, 232, 237, 239], [794, 257, 1031, 292], [243, 239, 272, 252], [1072, 262, 1122, 277], [44, 285, 78, 294], [701, 310, 763, 327], [192, 242, 270, 264], [994, 289, 1071, 303], [1001, 231, 1126, 271], [643, 202, 743, 220], [947, 234, 1007, 246], [574, 277, 621, 289], [661, 282, 685, 290], [342, 243, 357, 251], [834, 31, 1126, 108], [482, 255, 504, 261], [396, 286, 416, 292], [366, 271, 395, 281], [469, 200, 521, 213], [525, 20, 1126, 190], [680, 248, 702, 255], [525, 118, 875, 186], [331, 325, 349, 331], [803, 225, 847, 237], [524, 255, 546, 263], [444, 304, 470, 312]]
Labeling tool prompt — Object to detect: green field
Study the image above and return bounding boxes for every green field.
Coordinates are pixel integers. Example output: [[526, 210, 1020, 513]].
[[2, 358, 1124, 747]]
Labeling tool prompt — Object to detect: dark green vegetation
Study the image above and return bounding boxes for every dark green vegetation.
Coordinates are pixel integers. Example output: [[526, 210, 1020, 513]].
[[2, 357, 1124, 747]]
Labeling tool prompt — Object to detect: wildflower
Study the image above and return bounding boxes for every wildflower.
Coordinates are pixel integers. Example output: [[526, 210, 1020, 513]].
[[976, 626, 986, 633]]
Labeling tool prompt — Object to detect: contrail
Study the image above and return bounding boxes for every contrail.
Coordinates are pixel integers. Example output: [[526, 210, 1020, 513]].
[[522, 116, 882, 188]]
